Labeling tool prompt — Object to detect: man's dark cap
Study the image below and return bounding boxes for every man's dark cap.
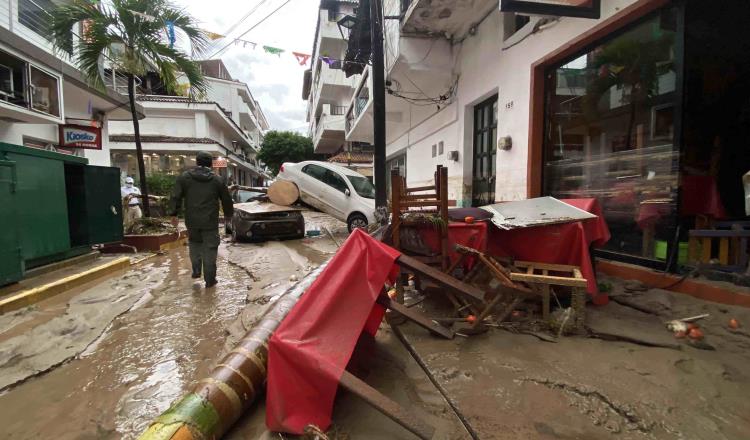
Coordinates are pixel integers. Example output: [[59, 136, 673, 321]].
[[196, 151, 213, 167]]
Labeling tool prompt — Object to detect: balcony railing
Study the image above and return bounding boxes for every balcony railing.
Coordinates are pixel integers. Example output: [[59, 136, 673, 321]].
[[330, 105, 347, 116]]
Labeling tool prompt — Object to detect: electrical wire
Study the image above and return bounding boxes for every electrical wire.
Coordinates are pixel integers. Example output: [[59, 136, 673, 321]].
[[203, 0, 270, 55], [206, 0, 293, 60]]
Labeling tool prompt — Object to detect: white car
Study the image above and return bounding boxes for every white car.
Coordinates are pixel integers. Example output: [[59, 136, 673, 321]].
[[277, 161, 376, 231]]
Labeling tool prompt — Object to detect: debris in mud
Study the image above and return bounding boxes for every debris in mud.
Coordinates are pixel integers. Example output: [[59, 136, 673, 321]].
[[519, 377, 655, 434], [125, 217, 177, 235]]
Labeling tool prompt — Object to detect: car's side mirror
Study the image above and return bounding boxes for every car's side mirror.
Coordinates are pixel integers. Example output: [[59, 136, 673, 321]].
[[345, 189, 351, 197]]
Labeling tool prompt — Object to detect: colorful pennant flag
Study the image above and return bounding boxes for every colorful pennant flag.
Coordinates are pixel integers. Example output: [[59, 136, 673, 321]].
[[292, 52, 311, 66], [263, 46, 284, 56], [205, 31, 225, 40]]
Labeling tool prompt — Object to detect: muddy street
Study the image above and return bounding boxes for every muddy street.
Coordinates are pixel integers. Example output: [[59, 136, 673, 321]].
[[2, 210, 750, 440], [0, 213, 342, 440]]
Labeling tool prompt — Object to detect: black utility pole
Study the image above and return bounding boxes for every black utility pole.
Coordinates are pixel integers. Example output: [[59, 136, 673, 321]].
[[370, 0, 387, 213]]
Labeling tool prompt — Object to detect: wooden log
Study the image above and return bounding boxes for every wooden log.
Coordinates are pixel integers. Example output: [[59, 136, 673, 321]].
[[267, 180, 299, 206]]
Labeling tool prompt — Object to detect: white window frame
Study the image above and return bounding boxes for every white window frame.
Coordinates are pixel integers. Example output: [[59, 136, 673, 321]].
[[0, 44, 65, 122]]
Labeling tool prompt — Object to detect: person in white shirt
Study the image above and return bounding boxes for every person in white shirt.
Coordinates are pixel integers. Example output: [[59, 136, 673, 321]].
[[121, 176, 142, 230]]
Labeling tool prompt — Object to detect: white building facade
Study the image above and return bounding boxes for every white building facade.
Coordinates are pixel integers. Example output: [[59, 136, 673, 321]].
[[109, 60, 271, 186], [345, 0, 654, 207], [304, 0, 375, 176], [0, 0, 140, 165]]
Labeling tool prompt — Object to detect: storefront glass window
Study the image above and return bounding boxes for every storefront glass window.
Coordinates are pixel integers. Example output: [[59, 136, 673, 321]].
[[543, 8, 679, 260]]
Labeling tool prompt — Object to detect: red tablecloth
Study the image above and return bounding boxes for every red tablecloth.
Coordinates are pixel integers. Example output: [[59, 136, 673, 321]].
[[417, 199, 610, 303], [487, 198, 611, 305], [681, 175, 727, 218], [266, 229, 400, 434], [419, 222, 488, 268]]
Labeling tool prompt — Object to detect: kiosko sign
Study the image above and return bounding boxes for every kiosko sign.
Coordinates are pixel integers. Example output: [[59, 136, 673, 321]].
[[58, 124, 102, 150]]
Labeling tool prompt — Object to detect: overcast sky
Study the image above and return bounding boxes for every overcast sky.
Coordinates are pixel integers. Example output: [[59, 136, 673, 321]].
[[174, 0, 319, 133]]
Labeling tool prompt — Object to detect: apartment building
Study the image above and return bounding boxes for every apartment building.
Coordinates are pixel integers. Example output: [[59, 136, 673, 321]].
[[303, 0, 374, 175], [109, 60, 271, 186], [0, 0, 141, 165], [343, 0, 750, 270]]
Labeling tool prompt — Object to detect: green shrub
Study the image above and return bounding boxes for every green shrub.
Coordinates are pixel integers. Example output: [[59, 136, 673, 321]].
[[146, 172, 178, 197]]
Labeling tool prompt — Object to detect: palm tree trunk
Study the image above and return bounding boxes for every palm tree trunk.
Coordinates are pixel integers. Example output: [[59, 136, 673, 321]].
[[127, 73, 151, 217]]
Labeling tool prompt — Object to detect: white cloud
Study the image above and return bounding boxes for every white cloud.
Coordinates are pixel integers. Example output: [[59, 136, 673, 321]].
[[174, 0, 318, 133]]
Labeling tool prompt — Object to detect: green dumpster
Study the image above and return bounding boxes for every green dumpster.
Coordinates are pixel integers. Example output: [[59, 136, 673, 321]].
[[0, 142, 123, 285]]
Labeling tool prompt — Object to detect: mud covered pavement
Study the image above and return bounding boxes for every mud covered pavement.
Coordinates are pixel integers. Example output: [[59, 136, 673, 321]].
[[2, 210, 750, 439], [0, 212, 463, 439]]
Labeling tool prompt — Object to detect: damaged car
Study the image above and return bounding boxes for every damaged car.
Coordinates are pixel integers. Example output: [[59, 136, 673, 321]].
[[228, 201, 305, 242]]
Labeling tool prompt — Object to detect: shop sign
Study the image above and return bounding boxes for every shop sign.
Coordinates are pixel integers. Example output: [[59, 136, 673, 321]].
[[58, 124, 102, 150], [500, 0, 600, 19], [212, 157, 228, 168]]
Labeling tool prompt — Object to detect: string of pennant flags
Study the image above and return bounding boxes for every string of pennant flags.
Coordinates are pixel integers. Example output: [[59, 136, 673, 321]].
[[205, 32, 358, 67], [125, 9, 353, 67]]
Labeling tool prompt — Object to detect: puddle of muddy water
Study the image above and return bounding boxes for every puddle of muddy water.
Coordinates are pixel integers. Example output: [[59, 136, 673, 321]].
[[0, 248, 251, 440]]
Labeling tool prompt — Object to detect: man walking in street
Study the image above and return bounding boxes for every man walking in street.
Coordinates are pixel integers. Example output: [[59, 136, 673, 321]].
[[169, 151, 234, 288], [121, 176, 142, 231]]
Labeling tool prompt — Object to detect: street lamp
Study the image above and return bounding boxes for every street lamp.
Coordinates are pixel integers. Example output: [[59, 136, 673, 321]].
[[337, 14, 358, 40]]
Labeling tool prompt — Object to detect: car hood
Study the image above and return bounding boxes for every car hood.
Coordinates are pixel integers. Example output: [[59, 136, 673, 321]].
[[234, 201, 303, 214]]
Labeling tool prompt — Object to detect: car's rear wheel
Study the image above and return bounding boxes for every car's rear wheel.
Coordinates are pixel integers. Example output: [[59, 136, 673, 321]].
[[347, 213, 368, 232]]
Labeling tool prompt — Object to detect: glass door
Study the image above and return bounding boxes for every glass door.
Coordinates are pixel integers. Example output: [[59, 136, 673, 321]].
[[472, 95, 498, 207]]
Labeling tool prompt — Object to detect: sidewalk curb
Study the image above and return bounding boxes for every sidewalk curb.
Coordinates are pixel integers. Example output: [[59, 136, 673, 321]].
[[0, 257, 131, 315]]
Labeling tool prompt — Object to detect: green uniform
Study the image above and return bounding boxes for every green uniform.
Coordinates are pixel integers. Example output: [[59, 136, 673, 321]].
[[169, 166, 233, 284]]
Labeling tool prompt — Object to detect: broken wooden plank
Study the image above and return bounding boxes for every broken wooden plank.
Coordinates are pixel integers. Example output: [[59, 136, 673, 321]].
[[509, 272, 588, 288], [339, 369, 436, 440], [397, 255, 485, 302], [378, 295, 454, 339]]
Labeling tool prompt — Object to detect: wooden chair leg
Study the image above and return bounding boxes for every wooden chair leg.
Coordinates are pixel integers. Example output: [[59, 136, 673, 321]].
[[701, 237, 712, 263], [719, 237, 730, 266]]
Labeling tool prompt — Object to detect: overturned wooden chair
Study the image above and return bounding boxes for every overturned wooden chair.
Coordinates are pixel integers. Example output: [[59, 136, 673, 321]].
[[390, 166, 450, 270]]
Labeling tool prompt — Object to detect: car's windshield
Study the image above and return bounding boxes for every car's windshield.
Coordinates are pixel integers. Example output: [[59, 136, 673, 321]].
[[346, 175, 375, 199], [237, 190, 264, 202]]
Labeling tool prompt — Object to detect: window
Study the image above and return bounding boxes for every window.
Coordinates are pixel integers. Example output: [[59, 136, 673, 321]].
[[0, 50, 29, 108], [324, 169, 349, 194], [500, 0, 600, 19], [0, 49, 61, 118], [30, 66, 60, 117], [431, 144, 437, 157], [543, 8, 679, 260], [18, 0, 56, 41], [347, 175, 376, 199], [302, 164, 327, 181], [438, 141, 444, 155], [327, 6, 339, 22]]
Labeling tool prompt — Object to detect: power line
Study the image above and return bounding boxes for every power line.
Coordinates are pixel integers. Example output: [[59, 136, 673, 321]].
[[204, 0, 269, 54], [207, 0, 293, 60]]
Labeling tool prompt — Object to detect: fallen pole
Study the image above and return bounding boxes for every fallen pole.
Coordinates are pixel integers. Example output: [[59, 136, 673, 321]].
[[138, 259, 331, 440]]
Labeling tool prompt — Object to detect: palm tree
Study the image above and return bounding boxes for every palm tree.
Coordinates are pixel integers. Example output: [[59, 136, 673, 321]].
[[50, 0, 208, 217]]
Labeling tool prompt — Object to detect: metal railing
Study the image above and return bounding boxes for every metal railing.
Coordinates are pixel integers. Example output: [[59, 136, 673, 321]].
[[330, 105, 347, 115]]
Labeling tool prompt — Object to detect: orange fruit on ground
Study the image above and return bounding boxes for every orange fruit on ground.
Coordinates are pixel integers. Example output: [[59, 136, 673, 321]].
[[688, 327, 704, 340], [729, 318, 740, 329], [466, 315, 477, 324]]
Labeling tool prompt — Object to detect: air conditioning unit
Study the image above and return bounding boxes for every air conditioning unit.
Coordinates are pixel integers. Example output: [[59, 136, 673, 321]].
[[448, 150, 459, 161]]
